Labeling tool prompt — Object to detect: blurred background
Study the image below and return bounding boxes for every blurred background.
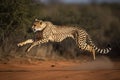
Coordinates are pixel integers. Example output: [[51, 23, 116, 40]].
[[0, 0, 120, 61]]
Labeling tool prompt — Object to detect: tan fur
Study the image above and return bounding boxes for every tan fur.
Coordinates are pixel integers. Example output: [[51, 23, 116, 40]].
[[18, 19, 111, 60]]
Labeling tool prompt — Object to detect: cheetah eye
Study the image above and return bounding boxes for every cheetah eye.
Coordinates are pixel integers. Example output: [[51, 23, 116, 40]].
[[34, 24, 36, 26]]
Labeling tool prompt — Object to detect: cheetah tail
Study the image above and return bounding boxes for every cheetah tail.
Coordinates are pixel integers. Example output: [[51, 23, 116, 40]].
[[92, 45, 112, 54], [87, 35, 112, 54]]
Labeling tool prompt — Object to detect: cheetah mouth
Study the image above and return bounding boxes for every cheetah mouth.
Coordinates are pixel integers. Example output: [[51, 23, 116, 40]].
[[32, 28, 43, 32]]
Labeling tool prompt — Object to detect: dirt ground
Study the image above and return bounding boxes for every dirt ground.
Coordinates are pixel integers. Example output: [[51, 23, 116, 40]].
[[0, 56, 120, 80]]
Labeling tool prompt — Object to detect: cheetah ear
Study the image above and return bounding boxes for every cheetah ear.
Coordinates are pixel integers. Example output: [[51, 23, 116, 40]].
[[39, 21, 42, 25], [35, 19, 39, 21]]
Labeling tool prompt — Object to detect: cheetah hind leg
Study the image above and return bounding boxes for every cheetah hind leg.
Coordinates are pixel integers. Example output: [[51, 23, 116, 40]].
[[86, 45, 96, 60]]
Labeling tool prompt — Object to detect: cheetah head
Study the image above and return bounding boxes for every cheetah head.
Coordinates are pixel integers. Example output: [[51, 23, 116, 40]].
[[32, 19, 46, 32]]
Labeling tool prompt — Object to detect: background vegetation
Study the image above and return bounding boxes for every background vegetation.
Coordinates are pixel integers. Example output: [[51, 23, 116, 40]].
[[0, 0, 120, 61]]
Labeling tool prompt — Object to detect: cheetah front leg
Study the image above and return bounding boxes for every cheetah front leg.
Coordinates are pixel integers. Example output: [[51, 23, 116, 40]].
[[17, 39, 34, 47], [27, 39, 49, 52]]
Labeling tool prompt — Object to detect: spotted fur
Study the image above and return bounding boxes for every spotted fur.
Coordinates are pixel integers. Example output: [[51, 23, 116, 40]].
[[17, 19, 111, 60]]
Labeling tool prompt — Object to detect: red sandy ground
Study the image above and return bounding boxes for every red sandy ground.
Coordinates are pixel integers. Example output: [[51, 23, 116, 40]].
[[0, 56, 120, 80]]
